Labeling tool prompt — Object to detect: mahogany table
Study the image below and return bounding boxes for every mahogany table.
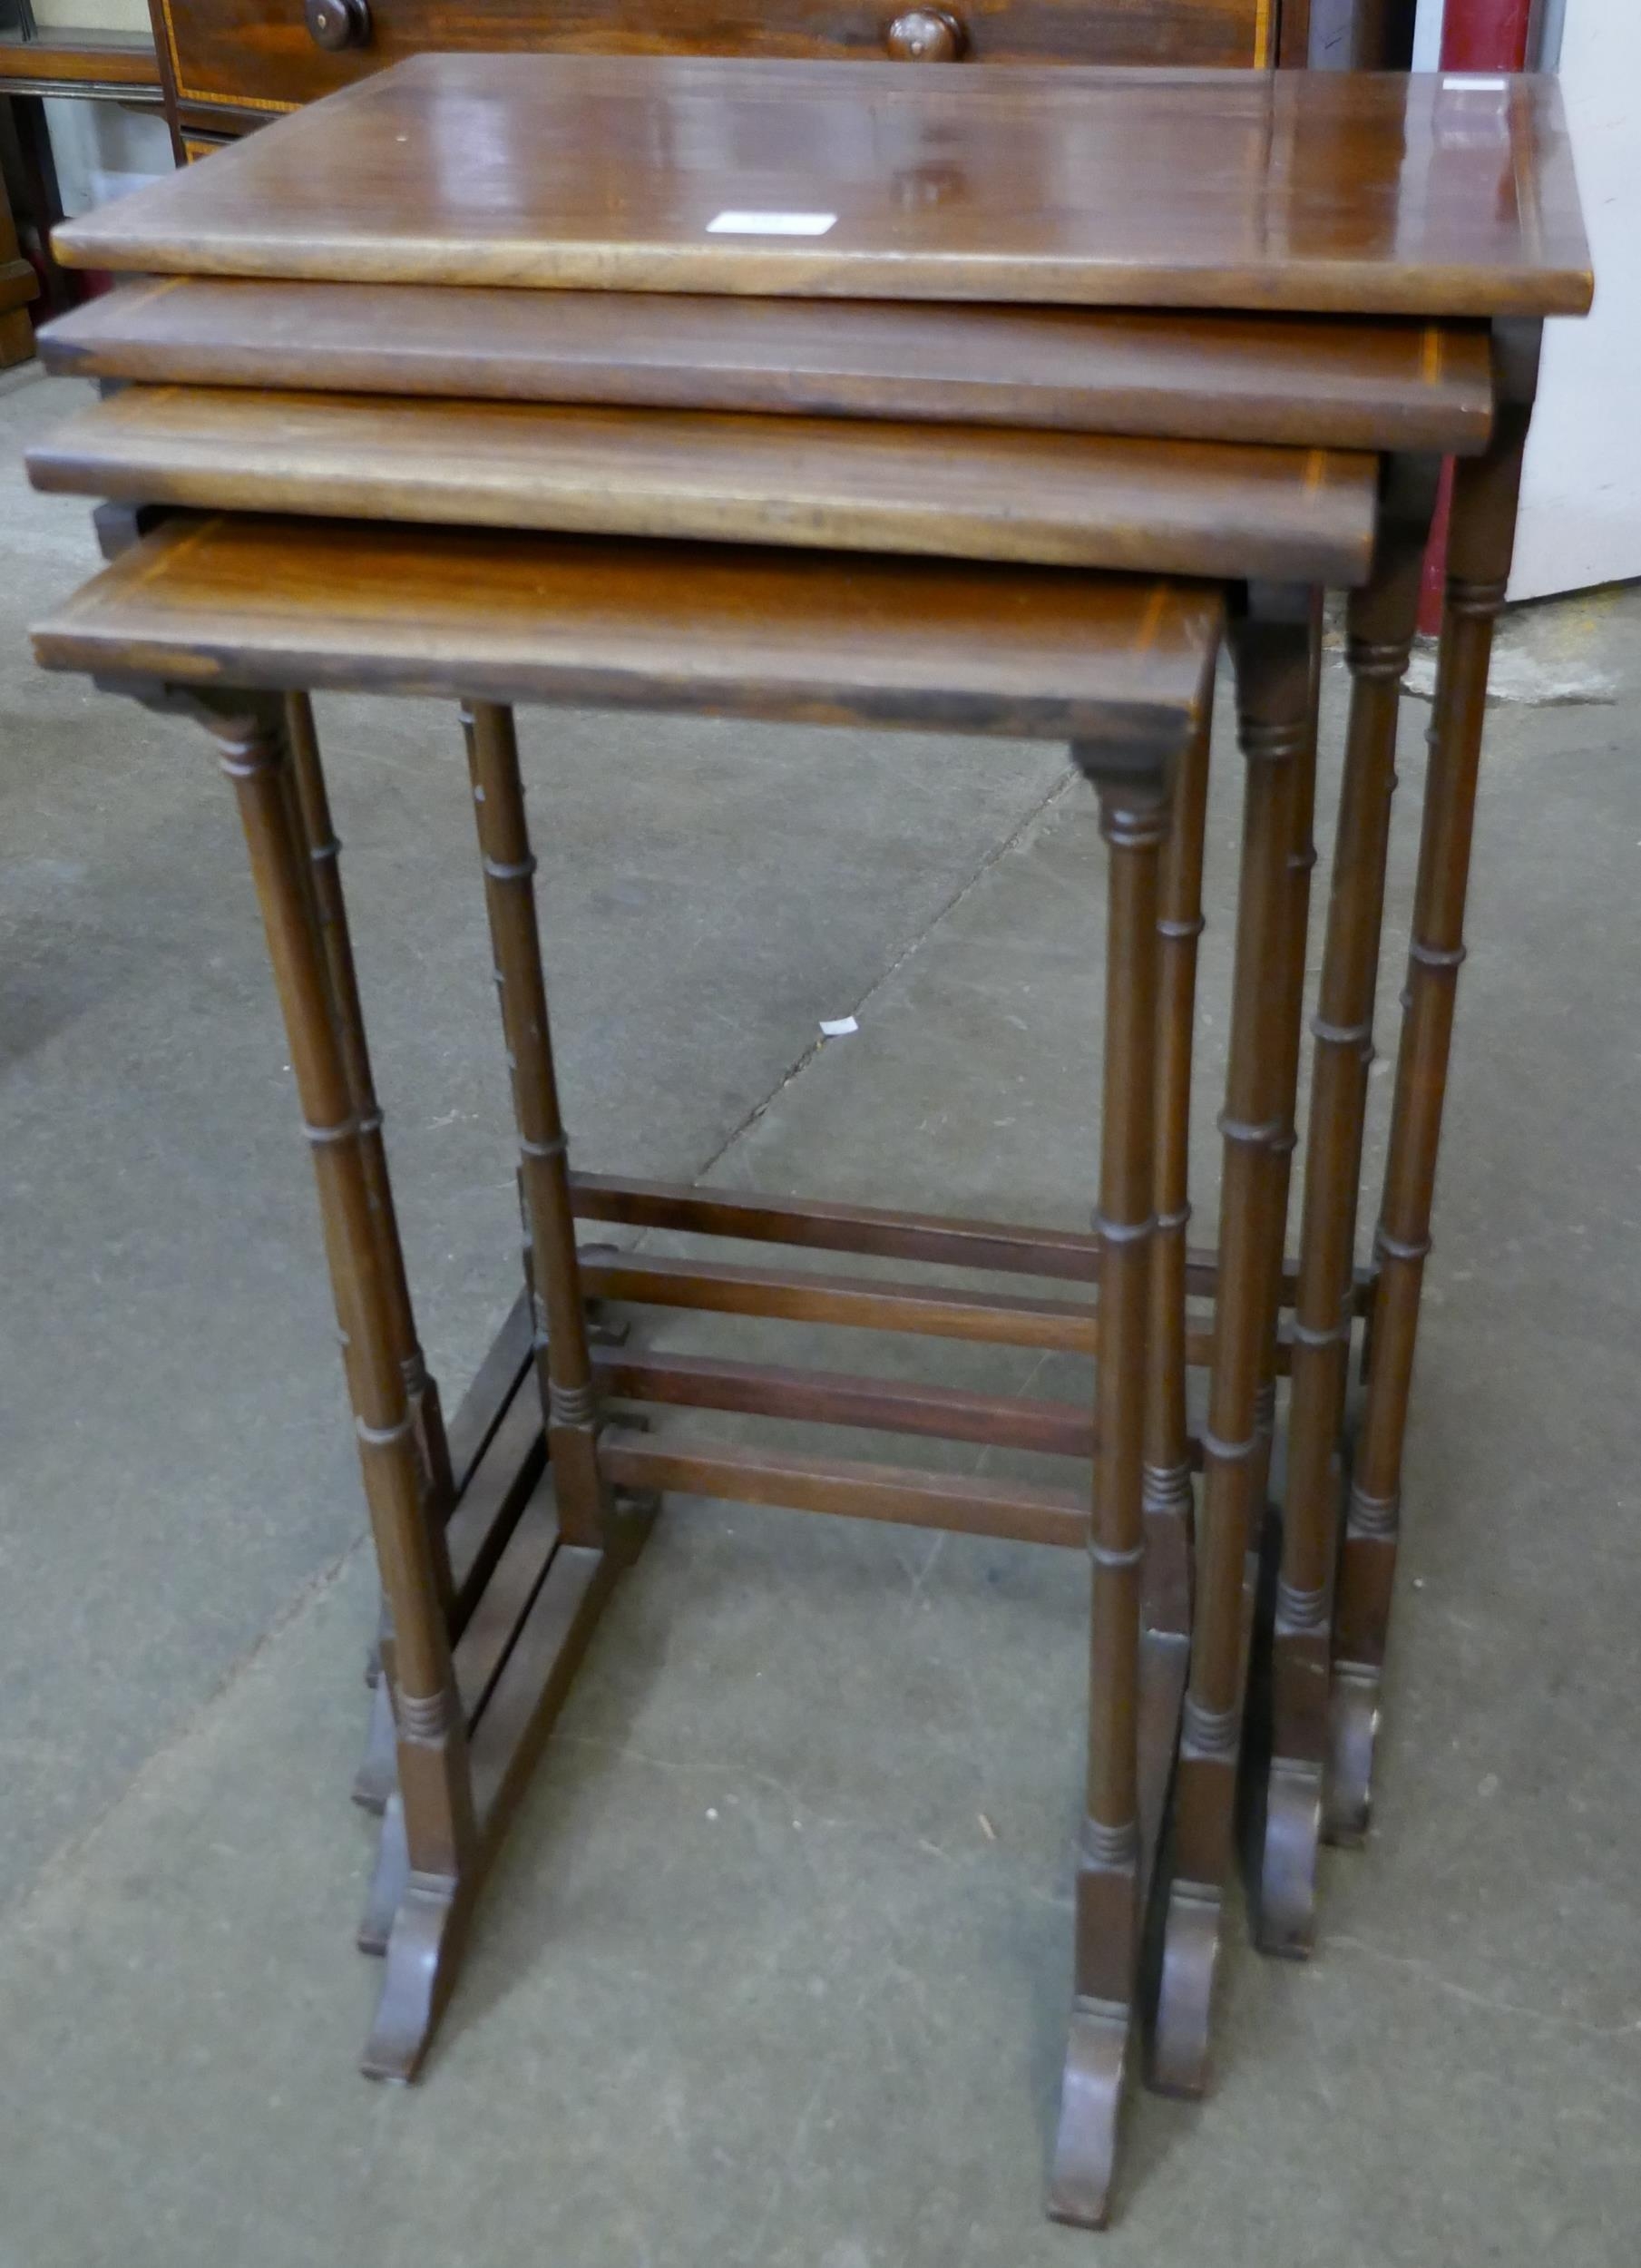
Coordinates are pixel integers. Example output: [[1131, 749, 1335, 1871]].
[[34, 516, 1228, 2229], [30, 53, 1591, 2230]]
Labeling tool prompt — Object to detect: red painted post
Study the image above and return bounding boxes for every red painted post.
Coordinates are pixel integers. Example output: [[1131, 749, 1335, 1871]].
[[1441, 0, 1532, 67]]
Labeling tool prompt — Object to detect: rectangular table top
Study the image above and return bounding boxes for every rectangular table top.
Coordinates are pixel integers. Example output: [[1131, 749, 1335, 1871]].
[[32, 513, 1223, 746], [26, 385, 1379, 584], [41, 282, 1497, 455], [54, 55, 1591, 320]]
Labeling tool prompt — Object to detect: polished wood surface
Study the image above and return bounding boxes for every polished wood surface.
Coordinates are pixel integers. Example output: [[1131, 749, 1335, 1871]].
[[151, 0, 1272, 122], [463, 699, 610, 1549], [576, 1242, 1222, 1365], [40, 280, 1497, 454], [0, 32, 161, 95], [1047, 753, 1171, 2228], [566, 1167, 1354, 1308], [600, 1430, 1089, 1550], [592, 1344, 1098, 1461], [53, 57, 1592, 318], [32, 513, 1222, 744], [205, 697, 477, 2081], [1258, 455, 1435, 1955], [63, 514, 1217, 2126], [1150, 596, 1314, 2100], [1330, 327, 1544, 1848], [28, 386, 1379, 582]]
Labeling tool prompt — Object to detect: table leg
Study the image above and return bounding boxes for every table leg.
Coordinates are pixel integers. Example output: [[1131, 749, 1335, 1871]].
[[461, 702, 611, 1549], [1150, 592, 1314, 2098], [285, 692, 454, 1515], [1259, 461, 1437, 1945], [1138, 686, 1214, 1819], [1327, 328, 1541, 1845], [1046, 750, 1172, 2231], [1246, 594, 1324, 1658], [273, 693, 457, 1814], [206, 699, 478, 2079]]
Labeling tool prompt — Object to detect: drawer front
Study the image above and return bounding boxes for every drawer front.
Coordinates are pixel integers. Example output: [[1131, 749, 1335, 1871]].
[[158, 0, 1275, 120]]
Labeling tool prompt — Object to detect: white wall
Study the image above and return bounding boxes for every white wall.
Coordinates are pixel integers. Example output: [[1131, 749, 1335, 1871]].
[[1509, 0, 1641, 597]]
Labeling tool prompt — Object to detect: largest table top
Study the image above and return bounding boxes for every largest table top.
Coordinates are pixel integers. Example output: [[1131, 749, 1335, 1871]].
[[55, 54, 1590, 319]]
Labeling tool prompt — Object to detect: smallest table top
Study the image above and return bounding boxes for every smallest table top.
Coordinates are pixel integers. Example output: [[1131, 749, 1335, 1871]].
[[32, 513, 1222, 748], [54, 55, 1591, 321]]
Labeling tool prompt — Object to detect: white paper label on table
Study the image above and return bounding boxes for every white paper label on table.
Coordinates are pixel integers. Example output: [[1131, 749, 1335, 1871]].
[[707, 210, 838, 237]]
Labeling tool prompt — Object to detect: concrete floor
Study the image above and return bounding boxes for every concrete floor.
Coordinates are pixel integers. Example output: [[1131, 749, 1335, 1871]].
[[2, 358, 1638, 2265]]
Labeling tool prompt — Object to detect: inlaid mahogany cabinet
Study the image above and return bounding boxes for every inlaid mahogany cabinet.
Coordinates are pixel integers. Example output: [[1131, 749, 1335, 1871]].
[[149, 0, 1323, 156]]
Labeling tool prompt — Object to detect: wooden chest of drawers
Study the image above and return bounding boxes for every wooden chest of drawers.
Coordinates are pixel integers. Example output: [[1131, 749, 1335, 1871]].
[[152, 0, 1297, 142]]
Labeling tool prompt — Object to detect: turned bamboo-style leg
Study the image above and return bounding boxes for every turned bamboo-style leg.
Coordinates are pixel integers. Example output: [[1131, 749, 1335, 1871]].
[[285, 693, 454, 1518], [1138, 689, 1214, 1753], [1258, 600, 1324, 1459], [1260, 461, 1438, 1946], [1327, 327, 1542, 1846], [1047, 750, 1171, 2232], [1150, 593, 1314, 2099], [209, 699, 478, 2080], [461, 701, 610, 1549], [276, 694, 457, 1811]]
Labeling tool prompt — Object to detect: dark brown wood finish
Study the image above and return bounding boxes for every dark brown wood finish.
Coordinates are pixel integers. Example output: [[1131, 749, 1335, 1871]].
[[197, 692, 477, 2079], [151, 0, 1269, 123], [1327, 324, 1543, 1847], [54, 59, 1591, 318], [45, 511, 1222, 2122], [276, 689, 456, 1804], [0, 32, 161, 96], [1149, 591, 1314, 2100], [149, 0, 1274, 124], [22, 22, 1598, 2214], [566, 1168, 1365, 1312], [38, 282, 1496, 455], [1139, 673, 1215, 1791], [574, 1243, 1276, 1371], [600, 1431, 1089, 1549], [31, 514, 1222, 746], [281, 689, 453, 1516], [1046, 750, 1170, 2231], [25, 386, 1380, 584], [592, 1345, 1100, 1461], [461, 700, 609, 1550], [1257, 454, 1436, 1952]]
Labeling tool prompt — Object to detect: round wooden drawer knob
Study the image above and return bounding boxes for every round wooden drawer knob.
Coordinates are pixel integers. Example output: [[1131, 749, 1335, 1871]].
[[884, 8, 966, 60], [305, 0, 371, 51]]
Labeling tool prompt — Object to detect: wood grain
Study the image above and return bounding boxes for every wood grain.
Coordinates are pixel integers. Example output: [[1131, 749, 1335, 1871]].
[[39, 280, 1496, 455], [32, 513, 1222, 745], [151, 0, 1270, 120], [52, 56, 1591, 318], [598, 1428, 1089, 1550], [28, 385, 1379, 583], [0, 33, 161, 95]]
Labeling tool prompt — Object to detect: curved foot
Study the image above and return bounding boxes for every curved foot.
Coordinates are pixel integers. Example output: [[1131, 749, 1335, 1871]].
[[1256, 1761, 1322, 1959], [1148, 1885, 1222, 2099], [357, 1793, 409, 1957], [1323, 1665, 1380, 1848], [360, 1872, 466, 2083], [1046, 2000, 1132, 2229]]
